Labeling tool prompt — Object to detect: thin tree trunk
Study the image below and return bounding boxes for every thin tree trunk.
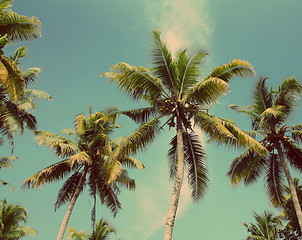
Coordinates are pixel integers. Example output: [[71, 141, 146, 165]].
[[276, 143, 302, 233], [163, 117, 185, 240], [57, 168, 87, 240]]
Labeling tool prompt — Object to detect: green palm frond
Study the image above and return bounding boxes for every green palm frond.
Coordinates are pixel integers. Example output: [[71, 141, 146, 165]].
[[260, 105, 286, 127], [68, 227, 89, 240], [9, 46, 27, 64], [111, 117, 161, 159], [0, 10, 41, 42], [228, 104, 260, 129], [251, 77, 272, 114], [55, 171, 85, 211], [0, 56, 24, 99], [34, 130, 80, 158], [102, 62, 166, 100], [290, 130, 302, 144], [122, 107, 157, 124], [282, 141, 302, 172], [206, 59, 255, 83], [100, 105, 120, 124], [0, 179, 13, 190], [274, 76, 302, 116], [227, 149, 266, 186], [16, 89, 53, 110], [151, 30, 177, 94], [117, 169, 136, 191], [183, 77, 230, 106], [167, 135, 177, 179], [21, 67, 41, 86], [0, 155, 16, 169], [119, 156, 145, 170], [21, 159, 73, 188], [183, 132, 208, 201], [176, 50, 208, 95], [265, 153, 285, 207], [0, 0, 13, 11]]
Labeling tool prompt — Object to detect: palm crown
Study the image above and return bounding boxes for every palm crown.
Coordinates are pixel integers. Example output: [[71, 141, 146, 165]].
[[227, 76, 302, 232], [102, 30, 266, 240], [22, 107, 144, 239]]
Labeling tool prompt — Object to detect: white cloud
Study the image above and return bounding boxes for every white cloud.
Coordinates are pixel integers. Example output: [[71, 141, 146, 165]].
[[145, 0, 211, 54]]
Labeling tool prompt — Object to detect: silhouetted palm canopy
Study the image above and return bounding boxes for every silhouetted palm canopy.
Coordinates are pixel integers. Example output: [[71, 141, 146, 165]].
[[22, 107, 144, 239], [102, 30, 266, 240], [0, 199, 37, 239], [243, 211, 282, 240], [227, 76, 302, 233]]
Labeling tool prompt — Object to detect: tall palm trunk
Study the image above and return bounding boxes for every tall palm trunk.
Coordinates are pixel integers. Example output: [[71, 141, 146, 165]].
[[57, 167, 87, 240], [276, 143, 302, 232], [164, 117, 185, 240]]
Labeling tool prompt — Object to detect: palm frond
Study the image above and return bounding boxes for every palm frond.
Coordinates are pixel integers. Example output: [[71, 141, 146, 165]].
[[206, 59, 255, 83], [16, 89, 53, 110], [265, 153, 285, 207], [227, 149, 266, 186], [290, 130, 302, 144], [21, 68, 41, 86], [9, 46, 27, 64], [167, 135, 177, 180], [0, 0, 13, 11], [0, 10, 41, 42], [176, 50, 208, 95], [228, 104, 260, 129], [122, 107, 157, 124], [54, 171, 85, 211], [21, 159, 74, 189], [0, 179, 14, 191], [111, 117, 161, 159], [34, 130, 80, 158], [259, 105, 286, 127], [151, 30, 177, 95], [183, 77, 230, 106], [282, 141, 302, 172], [117, 169, 136, 191], [101, 62, 166, 100], [183, 132, 208, 201], [251, 76, 272, 114], [119, 156, 145, 170], [0, 155, 16, 169]]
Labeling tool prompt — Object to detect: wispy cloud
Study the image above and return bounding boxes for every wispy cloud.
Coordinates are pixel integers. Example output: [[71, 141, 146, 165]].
[[145, 0, 211, 54]]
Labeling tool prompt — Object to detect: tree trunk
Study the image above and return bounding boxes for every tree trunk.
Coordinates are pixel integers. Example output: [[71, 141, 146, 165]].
[[57, 168, 87, 240], [163, 117, 185, 240], [276, 143, 302, 233]]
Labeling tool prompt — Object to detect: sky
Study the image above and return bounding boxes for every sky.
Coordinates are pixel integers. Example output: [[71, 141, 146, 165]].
[[1, 0, 302, 239]]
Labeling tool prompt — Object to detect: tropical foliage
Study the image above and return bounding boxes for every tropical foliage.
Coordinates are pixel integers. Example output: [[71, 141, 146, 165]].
[[68, 218, 116, 240], [22, 107, 144, 240], [0, 155, 17, 190], [0, 198, 37, 239], [243, 211, 283, 240], [0, 0, 41, 42], [102, 29, 266, 240], [227, 76, 302, 231]]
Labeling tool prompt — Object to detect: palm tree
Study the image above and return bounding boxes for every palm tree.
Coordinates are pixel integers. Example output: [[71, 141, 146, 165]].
[[22, 107, 145, 240], [68, 218, 116, 240], [243, 211, 283, 240], [227, 76, 302, 232], [0, 46, 52, 148], [0, 0, 41, 42], [0, 198, 37, 239], [102, 30, 266, 240], [0, 155, 17, 190]]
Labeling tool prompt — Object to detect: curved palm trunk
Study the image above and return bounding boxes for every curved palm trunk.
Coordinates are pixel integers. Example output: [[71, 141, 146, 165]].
[[57, 168, 87, 240], [276, 143, 302, 232], [164, 117, 185, 240]]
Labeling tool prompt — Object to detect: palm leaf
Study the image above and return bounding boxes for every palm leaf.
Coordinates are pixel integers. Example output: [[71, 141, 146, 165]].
[[34, 130, 80, 158], [183, 77, 230, 106], [0, 10, 41, 42], [206, 59, 255, 83], [54, 170, 85, 211], [176, 50, 208, 95], [251, 76, 272, 114], [21, 159, 74, 188], [102, 62, 166, 100], [122, 107, 157, 124], [290, 130, 302, 144], [0, 155, 16, 169], [21, 68, 41, 86], [119, 156, 145, 170], [151, 30, 177, 95], [265, 153, 285, 207], [117, 169, 136, 191], [282, 141, 302, 172], [183, 132, 208, 201]]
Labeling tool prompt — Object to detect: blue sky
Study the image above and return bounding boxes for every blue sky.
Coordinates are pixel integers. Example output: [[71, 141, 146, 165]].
[[2, 0, 302, 239]]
